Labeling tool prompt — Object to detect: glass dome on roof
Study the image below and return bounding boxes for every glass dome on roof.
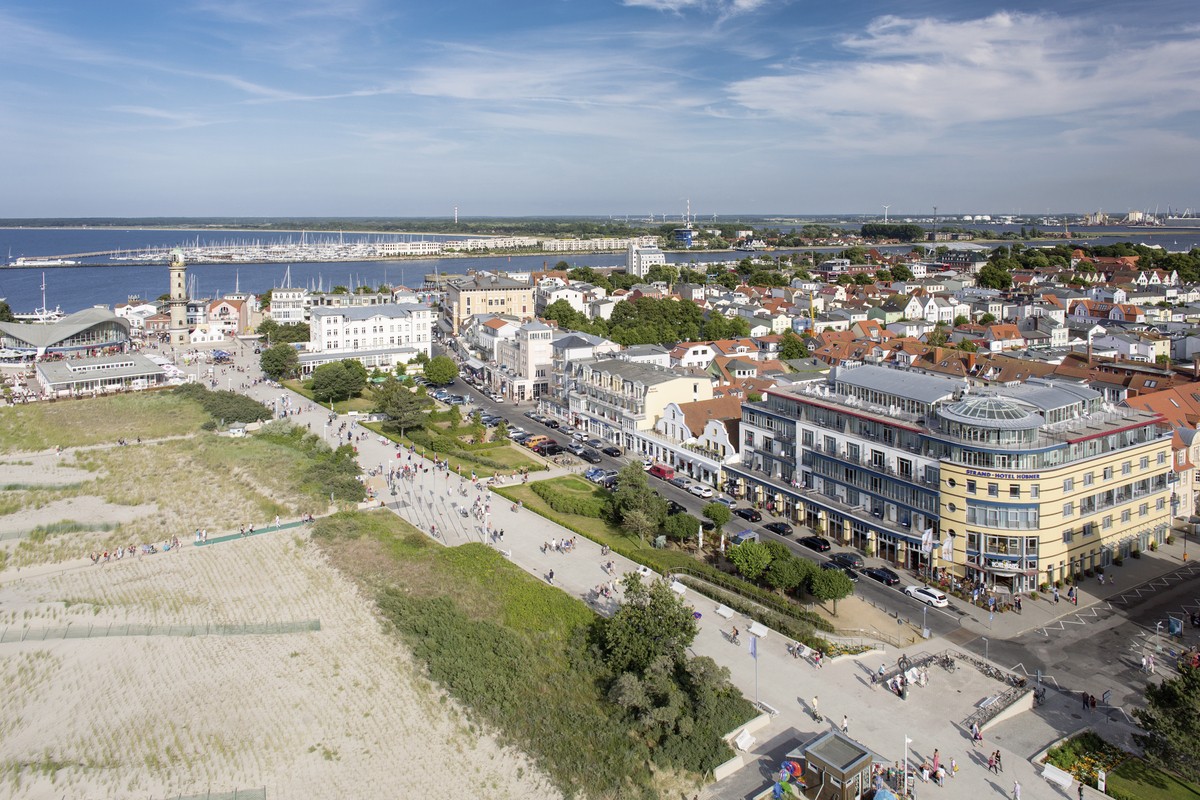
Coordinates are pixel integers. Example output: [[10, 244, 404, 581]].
[[938, 395, 1041, 429]]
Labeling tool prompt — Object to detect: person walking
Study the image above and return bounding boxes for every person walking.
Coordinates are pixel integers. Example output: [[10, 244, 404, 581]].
[[1012, 779, 1021, 800], [842, 714, 849, 733], [988, 752, 997, 773], [994, 750, 1003, 772], [812, 695, 820, 720], [1053, 586, 1060, 603]]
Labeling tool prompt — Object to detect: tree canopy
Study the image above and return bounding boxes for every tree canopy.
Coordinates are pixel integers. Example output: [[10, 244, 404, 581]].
[[861, 222, 927, 242], [423, 354, 459, 385], [373, 380, 432, 434], [1135, 663, 1200, 782], [259, 343, 300, 380], [310, 359, 368, 403], [257, 318, 310, 344], [608, 463, 668, 539]]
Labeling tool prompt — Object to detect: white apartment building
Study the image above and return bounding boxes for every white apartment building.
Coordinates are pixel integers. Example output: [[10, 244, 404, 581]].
[[488, 320, 556, 401], [626, 242, 666, 278], [301, 303, 433, 373]]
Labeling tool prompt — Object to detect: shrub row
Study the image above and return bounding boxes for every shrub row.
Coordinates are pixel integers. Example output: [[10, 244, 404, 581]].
[[174, 383, 272, 425], [531, 481, 606, 518]]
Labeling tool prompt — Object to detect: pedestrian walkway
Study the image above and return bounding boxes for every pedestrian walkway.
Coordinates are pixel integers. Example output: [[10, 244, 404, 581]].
[[222, 347, 1103, 800], [195, 519, 308, 547]]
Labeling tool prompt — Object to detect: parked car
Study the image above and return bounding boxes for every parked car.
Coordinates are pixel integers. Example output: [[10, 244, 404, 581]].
[[821, 562, 859, 581], [510, 432, 534, 444], [666, 500, 686, 515], [584, 467, 607, 481], [535, 443, 564, 457], [714, 495, 738, 509], [586, 438, 605, 449], [689, 484, 714, 499], [566, 442, 586, 456], [763, 521, 793, 536], [601, 445, 622, 457], [734, 507, 762, 523], [648, 464, 675, 481], [904, 585, 949, 607], [829, 552, 865, 569], [573, 431, 588, 442], [523, 411, 537, 419], [862, 566, 901, 586], [668, 476, 692, 489], [544, 419, 561, 429], [798, 535, 832, 552], [639, 459, 653, 471], [579, 449, 603, 464]]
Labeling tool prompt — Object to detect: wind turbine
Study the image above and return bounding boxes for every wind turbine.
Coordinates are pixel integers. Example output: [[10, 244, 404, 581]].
[[883, 205, 890, 224]]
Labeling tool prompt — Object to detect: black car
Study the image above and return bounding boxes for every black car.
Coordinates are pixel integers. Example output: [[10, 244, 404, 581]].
[[821, 562, 859, 581], [601, 445, 622, 457], [829, 552, 865, 570], [862, 566, 901, 586], [579, 448, 603, 464], [544, 419, 561, 429], [798, 535, 832, 552], [666, 500, 686, 515], [734, 508, 762, 523], [763, 522, 793, 536], [535, 443, 564, 456], [700, 518, 717, 531]]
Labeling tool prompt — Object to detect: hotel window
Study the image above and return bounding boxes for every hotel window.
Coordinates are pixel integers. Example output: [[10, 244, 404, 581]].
[[1158, 452, 1167, 465], [1157, 497, 1166, 511], [1083, 473, 1094, 487], [1063, 477, 1074, 492], [1121, 509, 1131, 523], [1009, 484, 1020, 498], [1123, 461, 1132, 476], [1030, 485, 1040, 499], [967, 480, 977, 494], [1140, 456, 1150, 470], [1063, 528, 1074, 543], [1063, 502, 1074, 517], [1103, 515, 1113, 530], [988, 483, 999, 497], [1103, 467, 1113, 481]]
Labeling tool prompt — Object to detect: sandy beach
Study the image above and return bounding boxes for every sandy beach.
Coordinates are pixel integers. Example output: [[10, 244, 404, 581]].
[[0, 505, 559, 799]]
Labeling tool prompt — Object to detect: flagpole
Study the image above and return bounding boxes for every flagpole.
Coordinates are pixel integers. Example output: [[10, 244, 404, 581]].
[[904, 735, 912, 797]]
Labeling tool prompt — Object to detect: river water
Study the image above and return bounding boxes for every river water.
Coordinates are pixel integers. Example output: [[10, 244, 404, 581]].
[[1, 226, 1197, 314]]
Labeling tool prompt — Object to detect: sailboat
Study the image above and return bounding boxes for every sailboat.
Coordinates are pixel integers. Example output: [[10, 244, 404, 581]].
[[12, 273, 64, 323]]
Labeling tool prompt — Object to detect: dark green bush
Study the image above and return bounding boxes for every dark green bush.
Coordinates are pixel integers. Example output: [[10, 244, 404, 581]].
[[531, 482, 606, 517], [174, 383, 272, 425]]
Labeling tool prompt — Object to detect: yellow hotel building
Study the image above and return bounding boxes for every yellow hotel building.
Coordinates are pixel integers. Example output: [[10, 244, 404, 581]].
[[729, 365, 1174, 593]]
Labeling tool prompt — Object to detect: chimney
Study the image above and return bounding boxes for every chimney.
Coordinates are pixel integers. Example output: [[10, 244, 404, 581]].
[[1087, 338, 1093, 364], [1193, 354, 1199, 379], [966, 351, 976, 372]]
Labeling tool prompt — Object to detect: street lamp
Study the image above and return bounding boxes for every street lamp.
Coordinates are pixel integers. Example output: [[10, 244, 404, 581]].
[[903, 736, 912, 797], [981, 636, 989, 661]]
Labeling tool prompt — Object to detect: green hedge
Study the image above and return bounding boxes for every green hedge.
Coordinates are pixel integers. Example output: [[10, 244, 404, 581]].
[[531, 481, 606, 518]]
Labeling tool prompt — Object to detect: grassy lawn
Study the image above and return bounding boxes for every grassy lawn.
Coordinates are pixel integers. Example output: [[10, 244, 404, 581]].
[[362, 421, 544, 477], [1108, 759, 1200, 800], [282, 379, 377, 413], [314, 511, 748, 799], [0, 392, 207, 452]]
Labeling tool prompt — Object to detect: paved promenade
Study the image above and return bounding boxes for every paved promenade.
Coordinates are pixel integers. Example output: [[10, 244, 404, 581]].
[[208, 343, 1175, 800]]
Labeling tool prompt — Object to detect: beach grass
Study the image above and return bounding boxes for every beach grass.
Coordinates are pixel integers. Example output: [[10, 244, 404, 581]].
[[0, 393, 207, 452], [315, 511, 747, 800]]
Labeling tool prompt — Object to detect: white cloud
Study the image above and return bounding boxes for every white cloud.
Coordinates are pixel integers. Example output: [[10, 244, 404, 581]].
[[728, 12, 1200, 150], [622, 0, 769, 14]]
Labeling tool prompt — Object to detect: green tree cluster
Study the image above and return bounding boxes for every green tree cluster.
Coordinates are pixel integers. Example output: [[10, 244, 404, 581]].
[[373, 380, 433, 435], [257, 318, 310, 344], [260, 343, 300, 380], [726, 539, 854, 613], [173, 383, 272, 426], [598, 575, 752, 772], [1135, 662, 1200, 782], [860, 222, 927, 241], [607, 463, 668, 540], [310, 359, 368, 403], [423, 354, 459, 385]]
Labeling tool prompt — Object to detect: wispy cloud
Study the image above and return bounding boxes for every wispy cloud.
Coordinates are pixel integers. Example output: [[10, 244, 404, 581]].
[[622, 0, 770, 15], [108, 105, 221, 129], [728, 12, 1200, 151]]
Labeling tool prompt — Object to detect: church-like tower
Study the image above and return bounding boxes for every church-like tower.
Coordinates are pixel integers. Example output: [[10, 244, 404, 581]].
[[168, 248, 189, 346]]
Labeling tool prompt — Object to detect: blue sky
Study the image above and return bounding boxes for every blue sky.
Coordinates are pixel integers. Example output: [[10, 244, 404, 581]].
[[1, 0, 1198, 218]]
